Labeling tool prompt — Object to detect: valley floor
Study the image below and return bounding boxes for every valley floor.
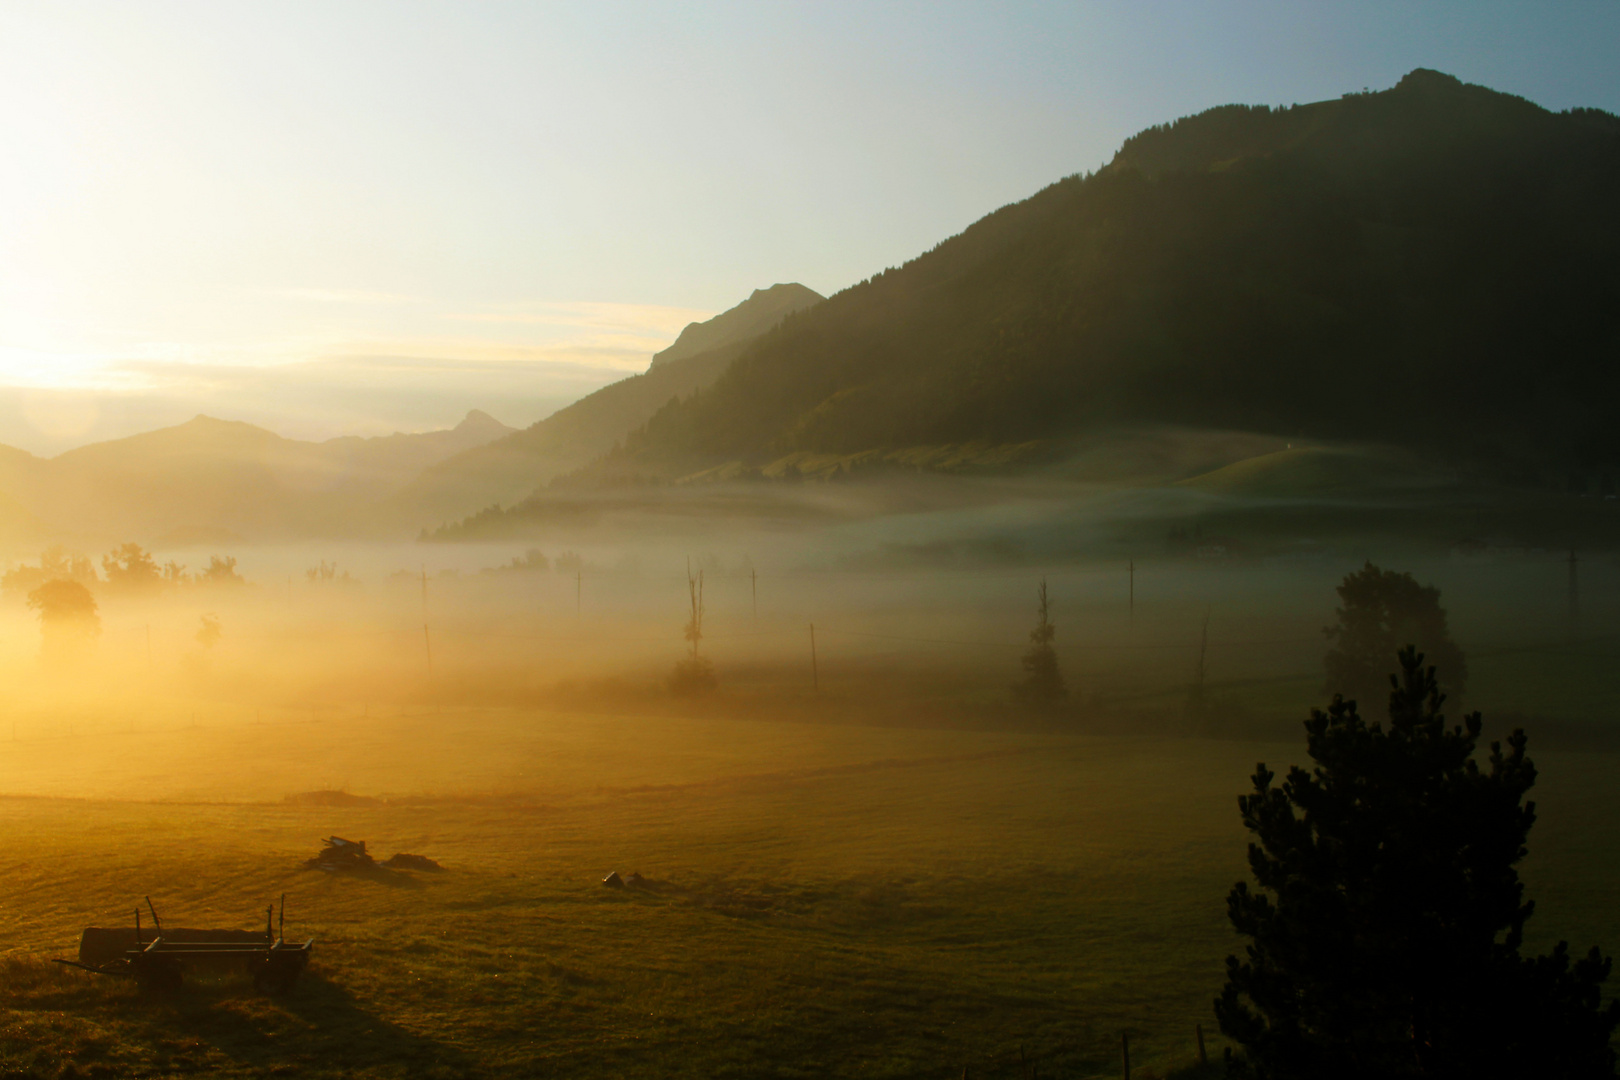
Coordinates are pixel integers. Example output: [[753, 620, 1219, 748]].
[[2, 710, 1616, 1078]]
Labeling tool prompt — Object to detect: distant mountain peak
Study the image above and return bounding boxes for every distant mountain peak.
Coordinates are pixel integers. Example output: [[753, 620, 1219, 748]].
[[454, 409, 511, 437], [1395, 67, 1462, 91], [123, 414, 281, 446], [649, 283, 823, 371]]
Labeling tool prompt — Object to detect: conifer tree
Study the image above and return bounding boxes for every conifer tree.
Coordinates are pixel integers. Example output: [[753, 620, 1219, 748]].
[[1015, 578, 1066, 703], [1217, 647, 1618, 1078], [1325, 562, 1466, 708]]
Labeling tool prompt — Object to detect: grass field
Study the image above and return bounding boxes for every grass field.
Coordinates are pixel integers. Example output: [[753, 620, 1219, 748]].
[[2, 707, 1617, 1079]]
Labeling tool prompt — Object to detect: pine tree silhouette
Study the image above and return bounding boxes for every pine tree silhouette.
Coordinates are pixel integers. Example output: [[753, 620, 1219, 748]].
[[1217, 647, 1617, 1078], [1325, 562, 1467, 708], [1014, 578, 1066, 703]]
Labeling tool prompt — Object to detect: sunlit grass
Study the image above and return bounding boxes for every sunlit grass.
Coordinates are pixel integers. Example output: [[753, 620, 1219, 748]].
[[1, 709, 1614, 1078]]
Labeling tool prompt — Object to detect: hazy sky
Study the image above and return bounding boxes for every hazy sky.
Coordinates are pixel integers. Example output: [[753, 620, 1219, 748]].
[[2, 1, 1616, 453]]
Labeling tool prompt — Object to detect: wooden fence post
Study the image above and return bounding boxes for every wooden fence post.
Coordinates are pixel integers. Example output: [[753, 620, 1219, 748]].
[[810, 623, 819, 693], [1121, 1032, 1130, 1079]]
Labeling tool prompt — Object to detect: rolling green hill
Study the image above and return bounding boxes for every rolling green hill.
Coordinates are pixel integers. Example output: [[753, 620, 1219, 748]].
[[568, 70, 1620, 487], [1175, 446, 1442, 498]]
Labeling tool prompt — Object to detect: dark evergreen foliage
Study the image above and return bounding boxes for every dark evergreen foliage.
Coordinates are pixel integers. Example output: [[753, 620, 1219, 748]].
[[1217, 647, 1618, 1078], [587, 70, 1620, 484], [1325, 562, 1466, 708]]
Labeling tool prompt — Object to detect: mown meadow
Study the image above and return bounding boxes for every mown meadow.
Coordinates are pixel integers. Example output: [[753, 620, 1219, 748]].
[[1, 706, 1616, 1079]]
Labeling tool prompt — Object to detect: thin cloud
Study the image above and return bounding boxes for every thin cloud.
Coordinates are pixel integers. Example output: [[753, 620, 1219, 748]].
[[0, 291, 718, 450], [443, 300, 712, 336], [114, 351, 645, 387], [270, 288, 422, 305], [0, 350, 629, 453]]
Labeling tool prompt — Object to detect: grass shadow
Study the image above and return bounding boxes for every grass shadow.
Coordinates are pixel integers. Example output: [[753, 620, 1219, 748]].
[[305, 865, 425, 890], [4, 959, 475, 1078], [136, 971, 474, 1077]]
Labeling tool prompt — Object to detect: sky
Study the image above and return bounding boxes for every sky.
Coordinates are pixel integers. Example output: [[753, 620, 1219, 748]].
[[1, 1, 1616, 454]]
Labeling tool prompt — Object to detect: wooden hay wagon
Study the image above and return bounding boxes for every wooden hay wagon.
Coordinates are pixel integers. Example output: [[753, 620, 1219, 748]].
[[55, 896, 313, 994]]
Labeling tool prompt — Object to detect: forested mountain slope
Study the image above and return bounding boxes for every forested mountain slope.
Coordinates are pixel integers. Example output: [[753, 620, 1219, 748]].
[[649, 283, 823, 369], [581, 70, 1620, 486]]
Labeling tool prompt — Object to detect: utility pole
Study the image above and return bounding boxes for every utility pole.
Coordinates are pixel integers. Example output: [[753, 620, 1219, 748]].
[[421, 564, 433, 679], [810, 623, 819, 693], [145, 624, 153, 669], [1196, 609, 1210, 695], [1568, 547, 1580, 634]]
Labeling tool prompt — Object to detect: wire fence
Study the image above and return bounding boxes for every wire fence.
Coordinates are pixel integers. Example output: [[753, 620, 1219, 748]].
[[81, 618, 1620, 658]]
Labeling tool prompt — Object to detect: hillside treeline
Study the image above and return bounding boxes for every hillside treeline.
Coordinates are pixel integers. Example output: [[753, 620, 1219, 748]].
[[583, 70, 1619, 486]]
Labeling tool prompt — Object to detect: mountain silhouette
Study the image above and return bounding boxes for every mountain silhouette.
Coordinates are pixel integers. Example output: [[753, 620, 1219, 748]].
[[563, 70, 1620, 487], [649, 283, 824, 370], [0, 410, 514, 543], [389, 284, 824, 524]]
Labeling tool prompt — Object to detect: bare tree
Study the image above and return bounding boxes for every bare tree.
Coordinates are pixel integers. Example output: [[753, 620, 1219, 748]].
[[670, 569, 717, 695]]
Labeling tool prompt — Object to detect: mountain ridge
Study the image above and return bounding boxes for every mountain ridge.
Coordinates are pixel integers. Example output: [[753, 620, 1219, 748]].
[[649, 283, 823, 370], [386, 284, 825, 526], [552, 69, 1620, 489], [0, 409, 516, 545]]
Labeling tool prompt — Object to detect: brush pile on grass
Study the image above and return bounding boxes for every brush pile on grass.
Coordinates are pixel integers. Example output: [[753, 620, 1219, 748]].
[[305, 836, 375, 872], [305, 836, 444, 873]]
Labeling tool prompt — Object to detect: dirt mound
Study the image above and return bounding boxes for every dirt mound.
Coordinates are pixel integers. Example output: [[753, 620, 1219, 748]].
[[382, 853, 443, 871]]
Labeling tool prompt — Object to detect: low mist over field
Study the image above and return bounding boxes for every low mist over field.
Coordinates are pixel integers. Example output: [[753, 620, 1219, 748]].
[[3, 5, 1620, 1078]]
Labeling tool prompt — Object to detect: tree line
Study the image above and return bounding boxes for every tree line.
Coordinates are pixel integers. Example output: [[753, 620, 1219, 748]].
[[1, 543, 244, 600], [1018, 564, 1616, 1075]]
